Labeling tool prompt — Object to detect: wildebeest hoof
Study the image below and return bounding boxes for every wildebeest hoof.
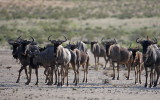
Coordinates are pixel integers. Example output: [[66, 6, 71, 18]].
[[54, 82, 57, 85], [25, 82, 29, 85], [144, 84, 147, 88], [112, 77, 115, 80], [153, 83, 157, 87], [82, 80, 85, 83], [16, 80, 19, 83], [35, 83, 38, 85], [149, 84, 152, 88], [47, 82, 52, 85], [57, 82, 61, 86]]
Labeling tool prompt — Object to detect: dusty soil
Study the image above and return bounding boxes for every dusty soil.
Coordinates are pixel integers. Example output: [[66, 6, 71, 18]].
[[0, 48, 160, 100]]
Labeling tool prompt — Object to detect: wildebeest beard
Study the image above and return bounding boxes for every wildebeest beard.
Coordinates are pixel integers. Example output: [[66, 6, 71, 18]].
[[12, 45, 19, 59]]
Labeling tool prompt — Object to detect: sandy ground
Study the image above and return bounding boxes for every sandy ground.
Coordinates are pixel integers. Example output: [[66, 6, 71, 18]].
[[0, 48, 160, 100]]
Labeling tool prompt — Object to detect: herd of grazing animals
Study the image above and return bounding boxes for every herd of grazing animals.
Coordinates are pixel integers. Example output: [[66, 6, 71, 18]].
[[8, 36, 160, 88]]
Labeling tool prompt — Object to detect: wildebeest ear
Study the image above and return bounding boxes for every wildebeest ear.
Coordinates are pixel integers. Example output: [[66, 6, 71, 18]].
[[8, 40, 15, 45]]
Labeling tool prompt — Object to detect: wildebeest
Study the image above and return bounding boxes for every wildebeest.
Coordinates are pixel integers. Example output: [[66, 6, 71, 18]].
[[48, 35, 71, 86], [108, 41, 132, 80], [101, 38, 117, 69], [136, 37, 160, 87], [84, 40, 107, 69], [8, 36, 39, 85], [128, 46, 143, 84], [27, 37, 59, 85], [67, 43, 89, 85]]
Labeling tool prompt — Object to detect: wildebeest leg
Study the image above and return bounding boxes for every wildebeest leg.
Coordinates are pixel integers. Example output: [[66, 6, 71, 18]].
[[82, 65, 86, 83], [66, 64, 69, 86], [97, 56, 99, 68], [57, 67, 61, 86], [16, 65, 25, 83], [127, 64, 130, 80], [139, 64, 142, 84], [35, 68, 38, 85], [117, 63, 119, 80], [135, 66, 137, 84], [44, 67, 49, 83], [47, 66, 54, 85], [51, 66, 54, 85], [149, 68, 154, 88], [24, 67, 29, 81], [85, 58, 89, 83], [77, 63, 80, 84], [112, 62, 115, 80], [103, 57, 108, 69], [154, 70, 159, 87], [62, 66, 65, 86], [25, 66, 32, 85], [71, 63, 76, 83], [144, 67, 148, 87], [153, 70, 156, 85], [94, 55, 97, 69], [54, 67, 58, 85]]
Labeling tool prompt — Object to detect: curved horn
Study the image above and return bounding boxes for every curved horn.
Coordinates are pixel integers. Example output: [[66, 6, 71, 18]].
[[153, 37, 157, 44], [17, 36, 21, 40], [62, 35, 67, 42], [48, 35, 52, 41], [30, 36, 34, 42], [101, 37, 105, 42], [136, 38, 142, 43]]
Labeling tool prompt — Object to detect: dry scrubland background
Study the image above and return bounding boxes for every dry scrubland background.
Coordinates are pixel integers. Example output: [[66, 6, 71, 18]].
[[0, 0, 160, 46]]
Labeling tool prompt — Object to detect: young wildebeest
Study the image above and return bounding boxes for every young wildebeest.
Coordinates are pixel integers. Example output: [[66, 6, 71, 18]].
[[49, 35, 71, 86], [67, 43, 90, 85], [128, 46, 143, 84], [108, 41, 132, 80], [8, 37, 39, 85], [84, 40, 107, 69], [136, 37, 160, 87]]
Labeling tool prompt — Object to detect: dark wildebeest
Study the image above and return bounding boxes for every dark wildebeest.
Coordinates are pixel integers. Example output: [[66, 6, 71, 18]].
[[27, 36, 60, 85], [108, 40, 132, 80], [136, 37, 160, 87], [8, 37, 39, 85]]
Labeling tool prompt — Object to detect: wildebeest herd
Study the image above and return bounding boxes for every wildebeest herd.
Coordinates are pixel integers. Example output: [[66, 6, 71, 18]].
[[8, 36, 160, 88]]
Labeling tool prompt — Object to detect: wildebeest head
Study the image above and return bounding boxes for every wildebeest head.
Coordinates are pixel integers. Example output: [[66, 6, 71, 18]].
[[136, 36, 157, 54], [8, 36, 22, 59], [101, 38, 117, 54], [48, 35, 67, 47], [128, 45, 140, 60], [48, 35, 67, 54], [20, 37, 35, 55]]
